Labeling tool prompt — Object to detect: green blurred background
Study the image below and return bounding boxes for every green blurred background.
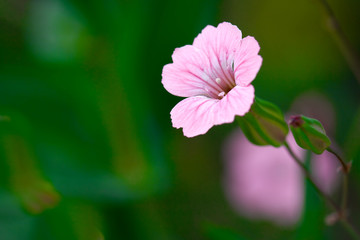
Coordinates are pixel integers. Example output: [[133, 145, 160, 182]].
[[0, 0, 359, 239]]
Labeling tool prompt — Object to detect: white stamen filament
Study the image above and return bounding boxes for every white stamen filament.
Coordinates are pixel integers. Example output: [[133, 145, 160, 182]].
[[200, 71, 225, 93], [201, 62, 237, 99], [205, 87, 218, 98]]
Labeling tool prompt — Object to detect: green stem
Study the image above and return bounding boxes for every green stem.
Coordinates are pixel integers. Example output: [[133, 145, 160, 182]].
[[316, 0, 360, 84], [284, 141, 360, 239], [342, 217, 360, 240]]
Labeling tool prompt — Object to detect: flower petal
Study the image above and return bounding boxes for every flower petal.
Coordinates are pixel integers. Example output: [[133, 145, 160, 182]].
[[215, 85, 255, 124], [170, 85, 255, 138], [234, 36, 263, 86], [161, 45, 212, 97], [170, 96, 218, 137], [193, 22, 243, 87], [193, 22, 242, 58]]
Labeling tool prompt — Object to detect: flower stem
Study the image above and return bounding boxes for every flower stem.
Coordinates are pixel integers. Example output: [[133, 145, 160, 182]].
[[326, 147, 349, 219], [284, 141, 360, 239], [315, 0, 360, 84], [284, 141, 338, 211], [327, 147, 349, 173]]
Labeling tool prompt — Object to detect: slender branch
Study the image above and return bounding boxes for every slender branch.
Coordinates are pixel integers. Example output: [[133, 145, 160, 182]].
[[284, 141, 360, 239], [327, 147, 349, 173], [284, 141, 338, 211], [342, 217, 360, 240], [316, 0, 360, 84], [326, 147, 349, 223]]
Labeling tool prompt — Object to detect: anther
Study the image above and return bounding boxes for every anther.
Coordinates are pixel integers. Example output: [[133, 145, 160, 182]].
[[218, 91, 225, 98], [215, 78, 221, 84]]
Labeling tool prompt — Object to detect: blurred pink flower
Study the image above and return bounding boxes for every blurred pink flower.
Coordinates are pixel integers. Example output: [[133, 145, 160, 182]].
[[289, 92, 336, 136], [223, 131, 304, 226], [162, 22, 262, 137], [223, 92, 340, 226], [311, 149, 339, 194]]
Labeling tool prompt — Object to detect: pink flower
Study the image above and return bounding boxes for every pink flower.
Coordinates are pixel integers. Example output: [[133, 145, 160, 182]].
[[223, 93, 340, 226], [162, 22, 262, 137], [223, 131, 304, 226], [311, 149, 339, 194], [223, 131, 340, 226]]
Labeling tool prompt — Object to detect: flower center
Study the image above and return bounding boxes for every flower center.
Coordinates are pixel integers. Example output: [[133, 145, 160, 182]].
[[202, 61, 237, 99], [204, 76, 235, 100]]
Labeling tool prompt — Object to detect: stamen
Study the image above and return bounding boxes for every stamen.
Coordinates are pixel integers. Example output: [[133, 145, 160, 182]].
[[215, 78, 221, 84], [205, 87, 217, 98], [218, 91, 225, 98]]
